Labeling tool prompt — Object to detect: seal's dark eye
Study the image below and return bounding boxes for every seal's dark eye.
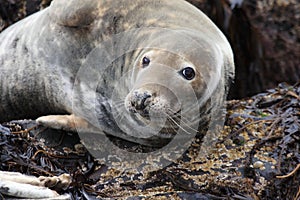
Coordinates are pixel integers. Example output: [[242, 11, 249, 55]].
[[180, 67, 195, 80], [142, 57, 150, 67]]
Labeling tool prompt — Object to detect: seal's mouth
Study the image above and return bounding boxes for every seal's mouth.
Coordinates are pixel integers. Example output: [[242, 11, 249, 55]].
[[129, 108, 181, 123], [124, 87, 181, 121], [129, 107, 151, 121]]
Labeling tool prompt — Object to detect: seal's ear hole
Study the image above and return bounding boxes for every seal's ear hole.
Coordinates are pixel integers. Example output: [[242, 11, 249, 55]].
[[142, 57, 151, 68], [180, 67, 196, 80]]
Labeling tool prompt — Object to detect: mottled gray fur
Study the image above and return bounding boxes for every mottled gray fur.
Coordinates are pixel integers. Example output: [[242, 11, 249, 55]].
[[0, 0, 234, 145]]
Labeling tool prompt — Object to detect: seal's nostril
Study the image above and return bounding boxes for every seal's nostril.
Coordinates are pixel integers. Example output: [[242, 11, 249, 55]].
[[140, 93, 151, 109], [132, 91, 152, 111]]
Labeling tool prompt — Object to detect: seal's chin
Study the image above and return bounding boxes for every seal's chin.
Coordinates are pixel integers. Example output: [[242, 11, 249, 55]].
[[127, 104, 182, 128], [127, 106, 150, 118]]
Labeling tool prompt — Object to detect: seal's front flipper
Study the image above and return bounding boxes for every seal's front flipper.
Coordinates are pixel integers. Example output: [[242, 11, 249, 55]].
[[0, 171, 71, 199], [36, 114, 91, 132], [49, 0, 100, 27]]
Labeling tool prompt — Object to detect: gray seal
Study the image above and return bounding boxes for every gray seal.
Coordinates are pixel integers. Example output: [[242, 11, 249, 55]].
[[0, 0, 234, 146]]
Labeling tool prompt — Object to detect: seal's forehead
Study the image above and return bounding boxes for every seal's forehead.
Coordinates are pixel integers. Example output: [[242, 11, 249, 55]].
[[137, 31, 223, 87], [140, 35, 222, 72], [137, 29, 222, 66]]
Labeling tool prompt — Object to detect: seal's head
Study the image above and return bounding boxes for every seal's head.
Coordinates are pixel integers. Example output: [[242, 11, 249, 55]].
[[125, 49, 203, 122], [121, 30, 224, 141]]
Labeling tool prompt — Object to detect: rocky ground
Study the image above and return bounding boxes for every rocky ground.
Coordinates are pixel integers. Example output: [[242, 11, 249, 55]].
[[1, 82, 299, 199]]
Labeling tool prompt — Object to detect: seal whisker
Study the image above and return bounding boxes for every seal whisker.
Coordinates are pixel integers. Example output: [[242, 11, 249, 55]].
[[167, 108, 200, 133], [111, 101, 126, 108], [110, 101, 126, 111], [164, 113, 196, 135], [111, 107, 126, 122], [164, 122, 179, 136]]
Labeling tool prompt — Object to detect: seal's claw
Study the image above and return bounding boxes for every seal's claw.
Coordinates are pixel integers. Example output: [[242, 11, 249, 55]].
[[38, 174, 71, 190], [36, 114, 89, 132]]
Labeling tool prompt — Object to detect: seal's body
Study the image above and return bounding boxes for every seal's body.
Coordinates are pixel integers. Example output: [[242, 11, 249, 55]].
[[0, 0, 234, 145]]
